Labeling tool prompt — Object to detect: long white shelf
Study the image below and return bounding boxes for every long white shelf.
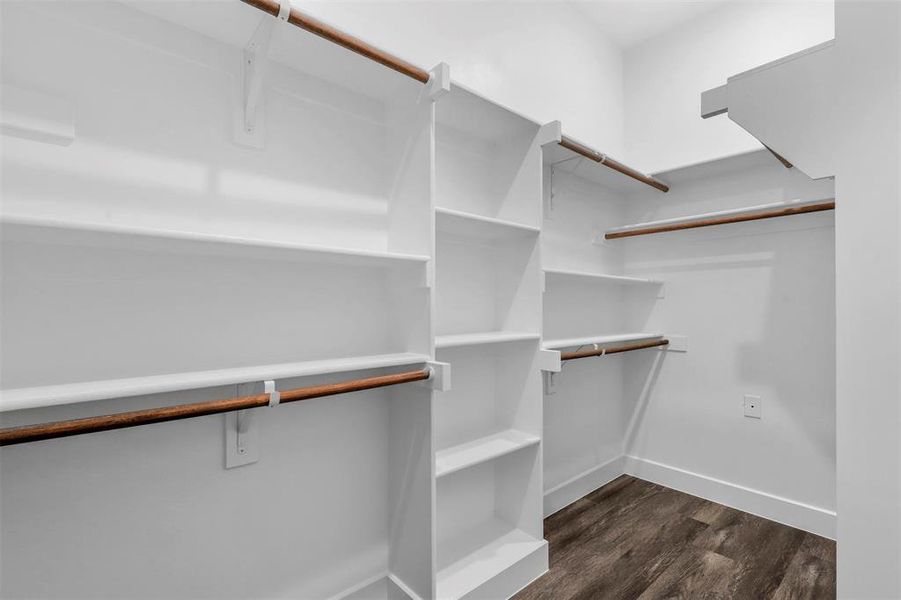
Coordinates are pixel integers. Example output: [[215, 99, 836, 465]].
[[437, 518, 546, 600], [543, 332, 664, 350], [436, 207, 540, 242], [0, 215, 430, 269], [0, 352, 431, 413], [543, 268, 661, 286], [435, 331, 541, 349], [605, 197, 835, 237], [436, 429, 540, 478]]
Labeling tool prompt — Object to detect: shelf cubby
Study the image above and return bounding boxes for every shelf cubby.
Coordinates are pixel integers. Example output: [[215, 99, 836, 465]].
[[435, 232, 540, 337], [436, 83, 543, 229], [436, 451, 546, 600], [434, 344, 541, 451]]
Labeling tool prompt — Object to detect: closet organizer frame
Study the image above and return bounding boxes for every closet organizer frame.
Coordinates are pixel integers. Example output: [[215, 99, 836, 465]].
[[1, 2, 677, 599]]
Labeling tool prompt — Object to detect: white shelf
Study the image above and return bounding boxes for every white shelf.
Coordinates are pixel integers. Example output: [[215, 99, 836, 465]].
[[0, 352, 431, 412], [605, 197, 835, 238], [0, 215, 430, 270], [436, 207, 539, 242], [543, 332, 664, 350], [436, 429, 540, 478], [435, 331, 541, 349], [543, 268, 661, 286], [437, 518, 546, 600]]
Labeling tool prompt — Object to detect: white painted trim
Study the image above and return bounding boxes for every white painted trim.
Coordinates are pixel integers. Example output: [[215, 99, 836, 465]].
[[543, 455, 625, 517], [623, 456, 836, 539]]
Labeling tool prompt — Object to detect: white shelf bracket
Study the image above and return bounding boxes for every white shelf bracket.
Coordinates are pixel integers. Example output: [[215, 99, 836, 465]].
[[236, 2, 290, 148], [538, 349, 561, 373], [422, 361, 451, 391], [225, 379, 277, 469], [664, 335, 688, 352], [427, 63, 451, 100], [543, 371, 558, 396]]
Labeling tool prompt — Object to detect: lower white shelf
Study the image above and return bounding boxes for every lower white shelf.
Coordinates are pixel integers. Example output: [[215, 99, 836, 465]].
[[436, 429, 540, 478], [437, 518, 546, 600], [0, 352, 431, 412], [543, 332, 664, 350], [435, 331, 540, 349]]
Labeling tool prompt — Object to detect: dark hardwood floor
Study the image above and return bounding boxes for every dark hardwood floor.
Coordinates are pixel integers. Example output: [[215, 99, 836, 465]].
[[514, 475, 835, 600]]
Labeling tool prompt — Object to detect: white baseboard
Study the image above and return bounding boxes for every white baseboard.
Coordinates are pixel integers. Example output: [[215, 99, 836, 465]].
[[623, 455, 836, 539], [544, 455, 625, 517]]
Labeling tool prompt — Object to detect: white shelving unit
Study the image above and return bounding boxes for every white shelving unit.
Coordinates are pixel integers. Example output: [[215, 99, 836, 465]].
[[432, 82, 548, 599], [0, 3, 679, 599]]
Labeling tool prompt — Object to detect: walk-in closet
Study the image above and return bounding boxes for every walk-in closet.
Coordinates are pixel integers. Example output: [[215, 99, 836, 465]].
[[1, 1, 899, 599]]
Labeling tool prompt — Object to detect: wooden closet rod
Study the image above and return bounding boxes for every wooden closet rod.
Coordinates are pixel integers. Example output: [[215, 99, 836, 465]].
[[0, 368, 431, 447], [240, 0, 431, 84], [561, 338, 669, 361], [605, 199, 835, 240], [559, 135, 670, 193]]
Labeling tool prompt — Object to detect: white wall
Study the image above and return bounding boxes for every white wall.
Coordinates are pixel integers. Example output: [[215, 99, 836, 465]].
[[622, 153, 837, 538], [623, 1, 834, 174], [833, 1, 901, 596], [303, 1, 625, 157]]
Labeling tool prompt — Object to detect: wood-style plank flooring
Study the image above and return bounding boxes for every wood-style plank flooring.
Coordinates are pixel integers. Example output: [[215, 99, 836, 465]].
[[514, 476, 835, 600]]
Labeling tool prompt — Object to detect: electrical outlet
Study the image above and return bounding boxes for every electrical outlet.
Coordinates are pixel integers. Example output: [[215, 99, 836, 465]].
[[744, 395, 762, 419]]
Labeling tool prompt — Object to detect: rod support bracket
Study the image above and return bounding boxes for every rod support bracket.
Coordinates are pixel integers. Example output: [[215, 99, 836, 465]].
[[422, 361, 451, 391], [235, 6, 289, 148], [538, 349, 562, 373], [427, 63, 451, 100]]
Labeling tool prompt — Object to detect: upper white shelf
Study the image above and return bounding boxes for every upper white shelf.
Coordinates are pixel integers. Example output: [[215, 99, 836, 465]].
[[436, 208, 540, 242], [0, 215, 430, 270], [0, 352, 431, 413], [543, 268, 661, 286], [436, 429, 540, 478], [435, 331, 540, 349], [543, 332, 664, 350]]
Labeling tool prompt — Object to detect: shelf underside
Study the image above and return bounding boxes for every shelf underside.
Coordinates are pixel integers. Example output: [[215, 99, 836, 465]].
[[435, 331, 541, 349]]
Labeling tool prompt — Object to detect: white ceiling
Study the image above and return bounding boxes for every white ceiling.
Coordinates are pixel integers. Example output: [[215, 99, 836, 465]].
[[568, 1, 728, 48]]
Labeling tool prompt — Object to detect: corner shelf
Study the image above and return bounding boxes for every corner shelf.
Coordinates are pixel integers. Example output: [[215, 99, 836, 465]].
[[543, 268, 662, 286], [435, 331, 540, 349], [0, 216, 430, 270], [437, 518, 546, 600], [0, 352, 431, 412], [436, 429, 540, 478], [543, 332, 665, 350], [436, 207, 540, 241]]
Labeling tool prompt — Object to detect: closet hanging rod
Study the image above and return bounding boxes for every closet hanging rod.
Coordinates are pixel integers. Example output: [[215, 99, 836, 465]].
[[561, 339, 670, 361], [605, 198, 836, 240], [0, 368, 431, 447], [239, 0, 431, 84], [558, 135, 670, 193]]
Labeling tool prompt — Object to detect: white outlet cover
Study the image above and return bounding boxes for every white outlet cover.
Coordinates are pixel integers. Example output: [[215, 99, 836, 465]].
[[744, 394, 762, 419]]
